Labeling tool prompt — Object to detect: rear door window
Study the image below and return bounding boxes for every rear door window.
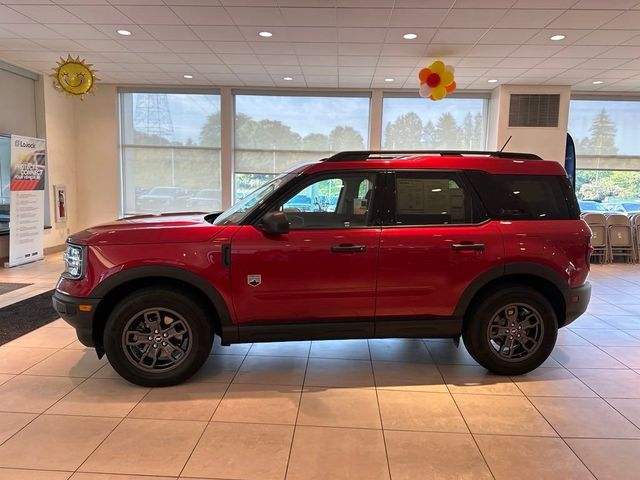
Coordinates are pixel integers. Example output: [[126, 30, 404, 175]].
[[467, 171, 579, 220]]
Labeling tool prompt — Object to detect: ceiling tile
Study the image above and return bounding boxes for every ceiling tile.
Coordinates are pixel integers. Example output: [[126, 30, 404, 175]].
[[466, 43, 518, 57], [432, 28, 486, 44], [547, 9, 621, 29], [554, 45, 611, 58], [0, 38, 41, 50], [101, 51, 146, 63], [576, 58, 629, 69], [237, 26, 291, 41], [380, 43, 427, 56], [178, 52, 222, 63], [217, 53, 260, 64], [229, 64, 267, 74], [11, 5, 82, 23], [495, 57, 542, 68], [336, 8, 391, 27], [164, 40, 212, 53], [337, 27, 386, 43], [1, 23, 63, 39], [477, 28, 537, 44], [117, 6, 183, 24], [43, 23, 104, 40], [534, 57, 584, 69], [495, 9, 562, 28], [288, 27, 337, 42], [572, 0, 639, 9], [170, 6, 234, 25], [338, 55, 378, 66], [374, 66, 414, 76], [526, 29, 591, 45], [192, 25, 244, 41], [281, 7, 336, 26], [338, 75, 372, 87], [599, 10, 640, 29], [388, 8, 449, 28], [255, 54, 298, 65], [206, 41, 253, 53], [34, 38, 84, 50], [377, 56, 420, 67], [338, 66, 374, 76], [457, 57, 502, 67], [576, 29, 640, 46], [425, 44, 472, 57], [226, 7, 284, 25], [74, 39, 127, 52], [66, 6, 132, 24], [93, 24, 154, 40], [441, 8, 506, 28], [125, 40, 172, 53], [193, 63, 231, 73], [299, 55, 337, 66], [156, 62, 190, 72], [384, 28, 435, 43], [132, 51, 182, 63], [509, 44, 564, 57], [0, 6, 35, 23], [597, 45, 640, 59], [293, 43, 337, 55], [249, 41, 295, 54], [264, 64, 302, 74], [454, 0, 514, 7], [142, 25, 199, 41], [338, 43, 381, 56]]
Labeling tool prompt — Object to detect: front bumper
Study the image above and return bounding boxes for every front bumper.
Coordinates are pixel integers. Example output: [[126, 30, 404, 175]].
[[562, 281, 592, 326], [52, 290, 101, 348]]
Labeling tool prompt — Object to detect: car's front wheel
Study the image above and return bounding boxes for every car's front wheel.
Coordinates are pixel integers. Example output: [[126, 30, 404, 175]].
[[103, 288, 213, 387], [462, 285, 558, 375]]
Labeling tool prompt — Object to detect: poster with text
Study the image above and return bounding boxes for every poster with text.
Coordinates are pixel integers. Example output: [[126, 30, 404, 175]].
[[7, 135, 46, 268]]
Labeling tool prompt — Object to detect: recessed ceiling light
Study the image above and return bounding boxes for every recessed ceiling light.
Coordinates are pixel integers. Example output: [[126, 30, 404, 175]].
[[258, 31, 273, 38], [592, 80, 604, 84], [183, 74, 193, 79], [117, 29, 132, 36], [549, 34, 566, 41], [488, 79, 498, 83], [384, 78, 395, 82], [283, 76, 293, 81], [403, 33, 417, 40]]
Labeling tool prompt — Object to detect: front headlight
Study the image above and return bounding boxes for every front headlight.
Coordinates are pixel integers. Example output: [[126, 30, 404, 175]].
[[62, 244, 84, 279]]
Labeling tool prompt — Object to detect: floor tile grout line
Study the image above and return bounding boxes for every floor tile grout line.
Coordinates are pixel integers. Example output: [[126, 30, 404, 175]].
[[428, 344, 497, 480], [281, 341, 311, 480], [513, 372, 600, 478], [175, 335, 251, 479], [370, 339, 393, 480]]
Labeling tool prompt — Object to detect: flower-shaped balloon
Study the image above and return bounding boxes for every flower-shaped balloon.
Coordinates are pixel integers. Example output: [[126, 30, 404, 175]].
[[418, 60, 456, 101]]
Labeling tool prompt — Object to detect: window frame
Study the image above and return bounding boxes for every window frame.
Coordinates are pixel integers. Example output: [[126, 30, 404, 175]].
[[118, 88, 222, 217], [383, 169, 489, 228], [247, 169, 386, 230]]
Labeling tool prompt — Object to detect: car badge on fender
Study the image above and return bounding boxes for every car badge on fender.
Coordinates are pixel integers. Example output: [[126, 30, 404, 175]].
[[247, 275, 261, 287]]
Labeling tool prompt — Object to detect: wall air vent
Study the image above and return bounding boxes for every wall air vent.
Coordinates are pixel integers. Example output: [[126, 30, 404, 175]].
[[508, 94, 560, 128]]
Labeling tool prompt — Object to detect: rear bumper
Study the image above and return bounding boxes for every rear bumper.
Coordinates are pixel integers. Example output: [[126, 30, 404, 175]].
[[52, 290, 100, 348], [562, 281, 591, 327]]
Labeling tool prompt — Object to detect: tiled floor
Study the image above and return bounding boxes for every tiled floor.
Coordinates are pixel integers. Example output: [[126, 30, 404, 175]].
[[0, 255, 640, 479]]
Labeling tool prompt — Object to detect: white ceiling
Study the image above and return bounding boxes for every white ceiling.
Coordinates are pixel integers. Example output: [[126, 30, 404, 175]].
[[2, 0, 640, 91]]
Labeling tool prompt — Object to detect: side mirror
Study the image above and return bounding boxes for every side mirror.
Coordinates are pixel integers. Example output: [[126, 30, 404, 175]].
[[257, 211, 290, 235]]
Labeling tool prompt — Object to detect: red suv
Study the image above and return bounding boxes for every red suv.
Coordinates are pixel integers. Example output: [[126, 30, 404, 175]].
[[53, 150, 591, 387]]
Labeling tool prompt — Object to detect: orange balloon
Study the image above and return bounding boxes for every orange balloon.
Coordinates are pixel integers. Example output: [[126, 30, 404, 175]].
[[418, 68, 431, 83], [446, 81, 457, 93]]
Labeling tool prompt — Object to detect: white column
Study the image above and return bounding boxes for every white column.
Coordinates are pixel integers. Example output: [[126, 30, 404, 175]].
[[220, 86, 233, 209], [369, 89, 383, 150]]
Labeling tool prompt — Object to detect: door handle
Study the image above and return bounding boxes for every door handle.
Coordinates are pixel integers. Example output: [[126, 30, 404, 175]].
[[331, 244, 367, 253], [451, 243, 485, 251]]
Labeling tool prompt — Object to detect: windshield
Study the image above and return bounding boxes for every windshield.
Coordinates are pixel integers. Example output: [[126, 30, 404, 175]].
[[213, 173, 296, 225]]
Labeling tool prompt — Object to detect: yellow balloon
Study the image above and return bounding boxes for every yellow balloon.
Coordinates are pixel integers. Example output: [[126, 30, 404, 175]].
[[431, 85, 447, 100], [430, 60, 445, 74], [440, 70, 454, 86]]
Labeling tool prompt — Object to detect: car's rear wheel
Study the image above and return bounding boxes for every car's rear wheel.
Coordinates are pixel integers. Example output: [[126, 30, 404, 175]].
[[103, 288, 213, 387], [462, 285, 558, 375]]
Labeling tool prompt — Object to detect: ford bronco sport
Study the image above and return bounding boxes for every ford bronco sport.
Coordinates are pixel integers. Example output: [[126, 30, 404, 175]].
[[53, 150, 591, 387]]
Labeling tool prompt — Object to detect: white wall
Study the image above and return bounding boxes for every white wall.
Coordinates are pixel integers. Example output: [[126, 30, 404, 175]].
[[487, 84, 571, 163]]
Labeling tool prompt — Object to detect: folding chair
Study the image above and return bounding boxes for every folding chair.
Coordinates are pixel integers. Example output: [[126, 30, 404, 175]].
[[583, 213, 608, 264], [606, 214, 635, 263]]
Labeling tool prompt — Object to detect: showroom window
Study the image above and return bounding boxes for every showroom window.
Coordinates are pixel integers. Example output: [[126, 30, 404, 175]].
[[120, 91, 221, 216], [234, 93, 370, 201], [382, 95, 487, 150], [568, 98, 640, 207]]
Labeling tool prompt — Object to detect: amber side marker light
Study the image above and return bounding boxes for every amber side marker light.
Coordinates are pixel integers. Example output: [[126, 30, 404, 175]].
[[79, 305, 93, 312], [569, 295, 580, 304]]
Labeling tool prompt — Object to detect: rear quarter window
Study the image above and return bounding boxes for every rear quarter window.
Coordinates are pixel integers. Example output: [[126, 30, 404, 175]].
[[466, 171, 580, 220]]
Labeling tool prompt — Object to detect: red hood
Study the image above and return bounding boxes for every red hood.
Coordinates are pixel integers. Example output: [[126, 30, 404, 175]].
[[68, 212, 227, 246]]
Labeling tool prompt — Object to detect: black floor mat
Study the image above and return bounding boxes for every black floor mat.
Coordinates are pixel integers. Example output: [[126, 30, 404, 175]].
[[0, 282, 32, 295], [0, 290, 59, 346]]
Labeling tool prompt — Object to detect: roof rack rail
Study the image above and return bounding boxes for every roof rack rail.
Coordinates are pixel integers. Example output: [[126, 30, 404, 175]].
[[323, 150, 542, 162]]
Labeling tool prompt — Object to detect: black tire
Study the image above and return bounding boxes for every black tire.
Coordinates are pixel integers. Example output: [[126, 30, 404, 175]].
[[462, 285, 558, 376], [103, 287, 213, 387]]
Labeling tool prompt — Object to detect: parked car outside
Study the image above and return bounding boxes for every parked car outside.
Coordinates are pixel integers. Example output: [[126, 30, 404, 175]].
[[604, 201, 640, 215], [578, 200, 608, 213], [135, 186, 190, 214], [186, 188, 222, 212], [54, 150, 591, 387]]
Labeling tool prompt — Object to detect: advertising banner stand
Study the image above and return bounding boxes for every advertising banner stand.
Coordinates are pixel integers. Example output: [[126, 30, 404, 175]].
[[5, 135, 47, 268]]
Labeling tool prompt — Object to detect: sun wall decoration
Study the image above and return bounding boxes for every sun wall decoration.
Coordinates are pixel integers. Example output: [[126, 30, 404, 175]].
[[51, 55, 98, 100], [418, 60, 456, 101]]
